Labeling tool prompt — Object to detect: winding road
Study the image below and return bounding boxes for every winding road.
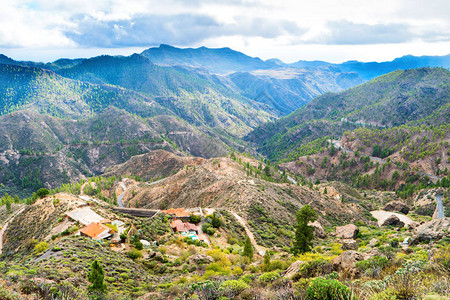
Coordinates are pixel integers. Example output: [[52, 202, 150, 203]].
[[435, 194, 444, 219], [117, 178, 167, 208]]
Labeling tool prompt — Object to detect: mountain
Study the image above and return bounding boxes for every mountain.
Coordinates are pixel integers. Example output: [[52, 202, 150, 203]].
[[227, 68, 362, 115], [141, 44, 277, 74], [57, 54, 275, 137], [247, 67, 450, 161], [0, 108, 228, 198], [292, 54, 450, 80], [0, 63, 169, 118]]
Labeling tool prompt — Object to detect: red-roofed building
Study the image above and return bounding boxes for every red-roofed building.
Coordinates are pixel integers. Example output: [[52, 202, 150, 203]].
[[170, 219, 186, 233], [80, 222, 112, 240], [170, 220, 199, 234]]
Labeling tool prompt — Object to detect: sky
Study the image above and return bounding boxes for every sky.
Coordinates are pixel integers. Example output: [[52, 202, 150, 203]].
[[0, 0, 449, 63]]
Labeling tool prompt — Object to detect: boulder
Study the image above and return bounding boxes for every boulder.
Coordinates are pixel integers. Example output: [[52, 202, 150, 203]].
[[188, 253, 214, 265], [383, 201, 410, 214], [335, 224, 359, 239], [284, 260, 306, 278], [309, 221, 327, 239], [368, 238, 378, 247], [411, 218, 450, 244], [408, 221, 420, 230], [148, 251, 164, 262], [382, 214, 405, 227], [331, 250, 364, 278], [341, 239, 358, 250], [362, 249, 383, 260]]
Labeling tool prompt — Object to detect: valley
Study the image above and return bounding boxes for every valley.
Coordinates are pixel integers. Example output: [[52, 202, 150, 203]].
[[0, 45, 449, 299]]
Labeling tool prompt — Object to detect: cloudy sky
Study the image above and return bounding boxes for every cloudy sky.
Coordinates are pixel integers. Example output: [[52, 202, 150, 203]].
[[1, 0, 449, 63]]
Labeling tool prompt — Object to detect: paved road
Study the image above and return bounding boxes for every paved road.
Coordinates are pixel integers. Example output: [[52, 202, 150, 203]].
[[436, 194, 444, 219], [117, 182, 126, 208], [278, 170, 298, 185], [332, 140, 441, 183]]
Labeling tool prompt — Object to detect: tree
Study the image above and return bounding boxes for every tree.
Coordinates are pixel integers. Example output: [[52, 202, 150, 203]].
[[292, 205, 317, 255], [5, 197, 11, 211], [36, 188, 49, 198], [243, 237, 254, 261], [88, 260, 106, 293], [263, 251, 271, 271]]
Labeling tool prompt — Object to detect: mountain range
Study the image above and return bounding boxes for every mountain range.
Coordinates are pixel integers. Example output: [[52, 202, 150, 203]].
[[0, 45, 449, 197]]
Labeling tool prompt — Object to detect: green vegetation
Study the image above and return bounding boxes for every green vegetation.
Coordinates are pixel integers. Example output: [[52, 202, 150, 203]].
[[292, 205, 317, 255]]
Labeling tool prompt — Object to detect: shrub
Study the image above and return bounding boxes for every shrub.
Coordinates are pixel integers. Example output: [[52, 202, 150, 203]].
[[356, 256, 389, 278], [0, 286, 23, 300], [127, 248, 142, 260], [219, 280, 249, 298], [190, 214, 202, 223], [306, 278, 351, 300], [259, 271, 281, 283], [34, 241, 49, 254], [36, 188, 49, 198], [293, 259, 333, 280]]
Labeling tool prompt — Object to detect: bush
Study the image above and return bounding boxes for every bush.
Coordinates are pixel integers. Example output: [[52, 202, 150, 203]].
[[293, 259, 333, 280], [36, 188, 49, 198], [34, 241, 49, 254], [127, 248, 143, 260], [190, 214, 202, 223], [259, 271, 281, 283], [306, 278, 351, 300], [356, 256, 389, 278], [0, 286, 24, 300], [219, 280, 248, 298]]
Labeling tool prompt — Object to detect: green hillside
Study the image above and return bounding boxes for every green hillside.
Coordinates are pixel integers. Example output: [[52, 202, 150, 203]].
[[247, 68, 450, 161]]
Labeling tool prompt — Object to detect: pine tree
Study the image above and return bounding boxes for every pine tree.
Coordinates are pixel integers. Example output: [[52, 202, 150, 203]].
[[292, 204, 317, 255], [243, 237, 254, 261], [88, 260, 106, 292]]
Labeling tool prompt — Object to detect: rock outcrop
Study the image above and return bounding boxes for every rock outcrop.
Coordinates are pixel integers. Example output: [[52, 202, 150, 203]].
[[335, 224, 359, 239], [411, 218, 450, 244], [188, 253, 214, 265], [383, 201, 410, 214], [331, 250, 363, 278], [309, 221, 327, 239], [341, 239, 358, 250], [284, 260, 306, 278]]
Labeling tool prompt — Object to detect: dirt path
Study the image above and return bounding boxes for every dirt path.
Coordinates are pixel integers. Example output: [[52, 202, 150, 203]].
[[371, 210, 413, 227], [0, 207, 25, 255], [230, 211, 265, 256]]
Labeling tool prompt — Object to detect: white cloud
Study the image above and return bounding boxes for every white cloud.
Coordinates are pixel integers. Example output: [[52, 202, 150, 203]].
[[0, 0, 448, 62]]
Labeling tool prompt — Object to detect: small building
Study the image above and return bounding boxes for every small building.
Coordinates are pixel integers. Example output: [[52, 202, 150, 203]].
[[170, 219, 186, 233], [80, 222, 112, 240], [185, 222, 199, 234], [66, 207, 105, 226], [163, 208, 191, 221]]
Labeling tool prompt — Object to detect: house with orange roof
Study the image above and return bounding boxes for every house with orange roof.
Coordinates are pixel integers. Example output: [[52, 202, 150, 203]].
[[80, 222, 113, 240]]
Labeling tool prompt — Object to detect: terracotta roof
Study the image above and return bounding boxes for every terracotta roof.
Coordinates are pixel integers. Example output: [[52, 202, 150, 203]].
[[80, 222, 112, 240], [164, 208, 190, 217], [185, 222, 199, 232], [170, 219, 186, 232]]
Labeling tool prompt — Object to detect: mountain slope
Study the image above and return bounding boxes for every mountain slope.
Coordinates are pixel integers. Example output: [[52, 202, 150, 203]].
[[0, 108, 228, 197], [247, 67, 450, 161], [58, 54, 275, 137], [228, 68, 362, 115], [0, 63, 169, 118]]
